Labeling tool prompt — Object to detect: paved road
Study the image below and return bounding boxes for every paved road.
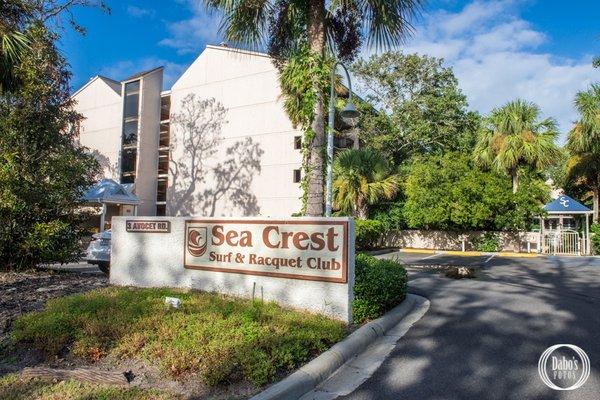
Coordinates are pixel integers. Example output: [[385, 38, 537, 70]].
[[341, 253, 600, 400]]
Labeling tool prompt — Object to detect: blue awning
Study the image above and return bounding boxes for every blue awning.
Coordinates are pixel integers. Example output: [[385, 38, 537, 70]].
[[82, 179, 140, 205], [543, 195, 592, 214]]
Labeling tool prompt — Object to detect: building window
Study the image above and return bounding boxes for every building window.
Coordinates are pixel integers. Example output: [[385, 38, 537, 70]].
[[120, 148, 137, 184], [159, 122, 170, 147], [156, 178, 167, 203], [294, 136, 302, 150], [122, 120, 138, 147], [157, 93, 171, 210], [157, 151, 169, 175], [124, 94, 139, 119], [125, 80, 140, 93], [293, 169, 301, 183], [160, 95, 171, 122], [156, 204, 166, 216], [120, 79, 141, 185]]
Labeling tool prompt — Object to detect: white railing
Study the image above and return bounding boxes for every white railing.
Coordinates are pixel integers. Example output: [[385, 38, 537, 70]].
[[541, 231, 580, 256]]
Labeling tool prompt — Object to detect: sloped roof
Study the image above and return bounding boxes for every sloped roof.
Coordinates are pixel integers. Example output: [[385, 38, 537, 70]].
[[123, 66, 164, 82], [82, 179, 140, 205], [543, 194, 592, 214], [71, 75, 121, 98]]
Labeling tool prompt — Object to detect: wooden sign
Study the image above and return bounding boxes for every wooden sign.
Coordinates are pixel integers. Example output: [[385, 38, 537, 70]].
[[184, 219, 348, 283]]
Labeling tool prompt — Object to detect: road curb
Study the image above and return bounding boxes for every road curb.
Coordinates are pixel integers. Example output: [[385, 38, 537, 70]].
[[399, 248, 539, 258], [251, 294, 422, 400]]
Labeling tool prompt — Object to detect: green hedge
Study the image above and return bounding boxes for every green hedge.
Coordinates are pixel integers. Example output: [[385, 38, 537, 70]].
[[591, 223, 600, 255], [355, 219, 385, 250], [353, 254, 408, 323], [471, 232, 500, 252]]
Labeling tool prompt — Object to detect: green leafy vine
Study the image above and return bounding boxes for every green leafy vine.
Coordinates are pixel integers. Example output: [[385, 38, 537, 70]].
[[279, 45, 333, 214]]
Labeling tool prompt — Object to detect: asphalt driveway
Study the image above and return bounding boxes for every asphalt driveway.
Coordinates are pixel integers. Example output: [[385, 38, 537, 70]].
[[341, 253, 600, 400]]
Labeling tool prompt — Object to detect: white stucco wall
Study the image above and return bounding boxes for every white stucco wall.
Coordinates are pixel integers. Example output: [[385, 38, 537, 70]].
[[134, 69, 163, 216], [73, 77, 122, 179], [168, 46, 304, 218], [110, 216, 355, 322]]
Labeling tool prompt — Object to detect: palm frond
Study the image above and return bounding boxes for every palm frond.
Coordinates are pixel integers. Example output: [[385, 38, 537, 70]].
[[353, 0, 423, 49], [0, 30, 30, 93], [332, 148, 400, 217], [204, 0, 273, 49], [473, 98, 559, 176]]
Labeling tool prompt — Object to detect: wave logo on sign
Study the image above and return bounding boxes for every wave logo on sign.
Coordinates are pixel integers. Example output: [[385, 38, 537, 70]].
[[187, 227, 208, 257]]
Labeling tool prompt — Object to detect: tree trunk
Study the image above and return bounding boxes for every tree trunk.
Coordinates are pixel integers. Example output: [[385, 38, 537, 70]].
[[511, 170, 519, 194], [305, 0, 326, 216], [593, 186, 599, 223], [356, 202, 369, 220]]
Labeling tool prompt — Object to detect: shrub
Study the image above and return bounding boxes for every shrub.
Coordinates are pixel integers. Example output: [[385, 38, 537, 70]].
[[371, 201, 405, 231], [355, 219, 385, 250], [471, 232, 501, 252], [353, 254, 407, 323], [11, 287, 345, 387], [591, 223, 600, 255]]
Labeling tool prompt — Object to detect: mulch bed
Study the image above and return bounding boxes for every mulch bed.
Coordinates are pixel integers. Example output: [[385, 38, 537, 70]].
[[0, 270, 108, 340]]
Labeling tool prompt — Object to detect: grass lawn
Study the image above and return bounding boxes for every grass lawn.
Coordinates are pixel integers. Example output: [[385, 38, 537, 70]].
[[0, 373, 174, 400], [9, 287, 346, 388]]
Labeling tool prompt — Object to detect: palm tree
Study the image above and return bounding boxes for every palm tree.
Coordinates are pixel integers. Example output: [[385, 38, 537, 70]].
[[0, 30, 29, 93], [204, 0, 422, 216], [332, 148, 400, 219], [567, 84, 600, 221], [474, 99, 559, 193], [1, 0, 30, 94]]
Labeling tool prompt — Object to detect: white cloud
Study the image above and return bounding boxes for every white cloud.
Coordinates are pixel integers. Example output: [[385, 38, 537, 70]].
[[395, 0, 597, 140], [437, 0, 508, 35], [159, 0, 222, 55], [126, 5, 155, 19], [99, 58, 190, 89]]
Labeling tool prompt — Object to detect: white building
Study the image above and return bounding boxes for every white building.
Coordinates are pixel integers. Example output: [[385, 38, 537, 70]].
[[74, 45, 332, 221]]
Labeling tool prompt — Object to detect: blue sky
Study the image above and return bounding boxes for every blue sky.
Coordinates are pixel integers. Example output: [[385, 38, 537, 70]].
[[61, 0, 600, 137]]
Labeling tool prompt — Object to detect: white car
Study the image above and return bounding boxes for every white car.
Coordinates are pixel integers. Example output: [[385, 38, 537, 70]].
[[86, 230, 111, 275]]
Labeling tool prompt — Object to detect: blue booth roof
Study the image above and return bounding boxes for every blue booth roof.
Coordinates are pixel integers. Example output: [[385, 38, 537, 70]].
[[82, 179, 140, 205], [543, 194, 592, 214]]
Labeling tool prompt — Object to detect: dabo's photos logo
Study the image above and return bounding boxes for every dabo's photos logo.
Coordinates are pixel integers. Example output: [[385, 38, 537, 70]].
[[538, 344, 590, 391]]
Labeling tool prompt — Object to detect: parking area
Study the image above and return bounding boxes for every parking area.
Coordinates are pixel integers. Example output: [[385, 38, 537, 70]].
[[343, 251, 600, 400], [388, 250, 600, 268]]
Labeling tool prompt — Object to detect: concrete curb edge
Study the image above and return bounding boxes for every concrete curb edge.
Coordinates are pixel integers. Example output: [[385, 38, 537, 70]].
[[399, 248, 539, 258], [251, 294, 423, 400]]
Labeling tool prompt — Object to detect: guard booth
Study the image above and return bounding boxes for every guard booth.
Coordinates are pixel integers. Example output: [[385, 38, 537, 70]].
[[82, 179, 140, 232], [540, 195, 593, 256]]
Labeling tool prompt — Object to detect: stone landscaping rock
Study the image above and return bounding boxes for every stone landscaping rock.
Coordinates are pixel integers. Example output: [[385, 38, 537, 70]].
[[445, 266, 476, 279]]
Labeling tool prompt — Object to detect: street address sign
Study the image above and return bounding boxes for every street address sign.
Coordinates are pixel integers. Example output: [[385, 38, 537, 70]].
[[126, 220, 171, 233]]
